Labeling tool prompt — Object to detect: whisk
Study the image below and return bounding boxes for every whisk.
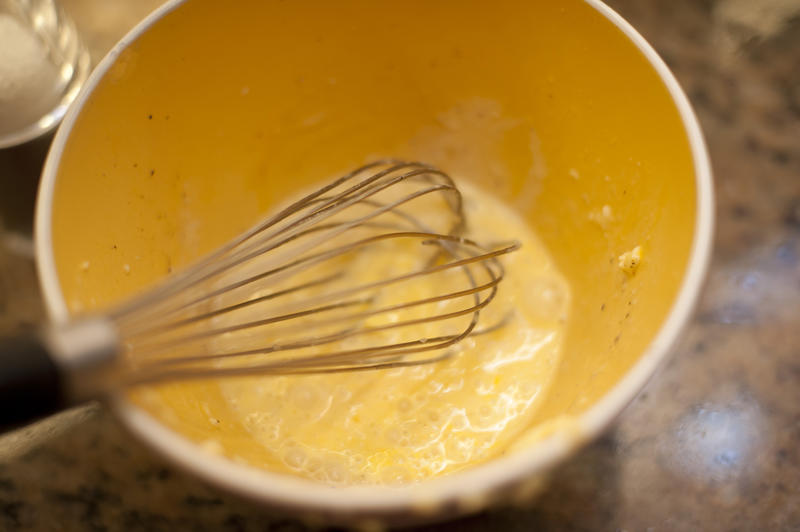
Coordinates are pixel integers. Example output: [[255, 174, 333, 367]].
[[0, 161, 518, 429]]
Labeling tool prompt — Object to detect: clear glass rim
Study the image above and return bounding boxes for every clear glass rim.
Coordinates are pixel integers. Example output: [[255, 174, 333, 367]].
[[0, 2, 91, 149]]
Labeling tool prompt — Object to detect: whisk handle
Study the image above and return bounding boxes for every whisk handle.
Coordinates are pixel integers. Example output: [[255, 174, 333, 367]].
[[0, 332, 66, 431], [0, 318, 118, 432]]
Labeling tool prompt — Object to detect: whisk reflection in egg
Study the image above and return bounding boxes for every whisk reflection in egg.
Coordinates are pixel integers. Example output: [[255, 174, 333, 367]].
[[0, 161, 518, 428]]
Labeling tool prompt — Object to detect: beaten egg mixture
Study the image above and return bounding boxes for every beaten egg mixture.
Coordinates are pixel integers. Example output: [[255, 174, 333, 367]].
[[134, 180, 570, 485], [205, 181, 571, 485]]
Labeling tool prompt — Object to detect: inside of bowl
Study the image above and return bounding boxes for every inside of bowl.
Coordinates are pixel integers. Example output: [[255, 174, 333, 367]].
[[47, 0, 696, 474]]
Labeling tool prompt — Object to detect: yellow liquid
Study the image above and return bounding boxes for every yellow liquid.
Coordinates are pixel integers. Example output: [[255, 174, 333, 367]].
[[209, 181, 570, 485]]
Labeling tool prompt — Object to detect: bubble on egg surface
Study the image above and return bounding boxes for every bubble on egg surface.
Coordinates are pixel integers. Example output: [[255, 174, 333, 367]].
[[397, 398, 413, 413], [449, 410, 469, 431], [324, 461, 347, 484], [306, 458, 322, 473], [283, 447, 307, 469], [384, 427, 404, 445]]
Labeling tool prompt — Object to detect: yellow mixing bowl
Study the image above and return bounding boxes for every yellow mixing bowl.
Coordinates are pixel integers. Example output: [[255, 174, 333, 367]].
[[35, 0, 712, 524]]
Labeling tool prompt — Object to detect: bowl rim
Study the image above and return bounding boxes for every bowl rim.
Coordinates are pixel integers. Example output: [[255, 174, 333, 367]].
[[34, 0, 714, 516]]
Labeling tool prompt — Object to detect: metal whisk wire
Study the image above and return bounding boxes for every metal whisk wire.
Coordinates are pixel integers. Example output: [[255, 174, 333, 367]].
[[105, 161, 519, 385], [111, 161, 463, 320]]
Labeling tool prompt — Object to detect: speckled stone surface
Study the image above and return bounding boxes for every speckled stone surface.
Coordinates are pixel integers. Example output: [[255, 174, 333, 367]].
[[0, 0, 799, 530]]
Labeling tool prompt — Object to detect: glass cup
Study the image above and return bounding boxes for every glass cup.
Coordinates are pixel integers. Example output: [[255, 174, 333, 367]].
[[0, 0, 90, 148]]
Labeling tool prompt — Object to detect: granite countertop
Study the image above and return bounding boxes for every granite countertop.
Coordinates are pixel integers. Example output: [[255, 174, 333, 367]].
[[0, 0, 798, 530]]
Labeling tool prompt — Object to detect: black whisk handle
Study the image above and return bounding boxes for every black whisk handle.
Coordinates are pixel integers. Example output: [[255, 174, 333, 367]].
[[0, 331, 67, 432]]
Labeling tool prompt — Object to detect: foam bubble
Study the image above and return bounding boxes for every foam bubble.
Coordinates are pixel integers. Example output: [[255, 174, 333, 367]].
[[397, 398, 412, 412], [284, 447, 307, 469], [324, 462, 347, 483]]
